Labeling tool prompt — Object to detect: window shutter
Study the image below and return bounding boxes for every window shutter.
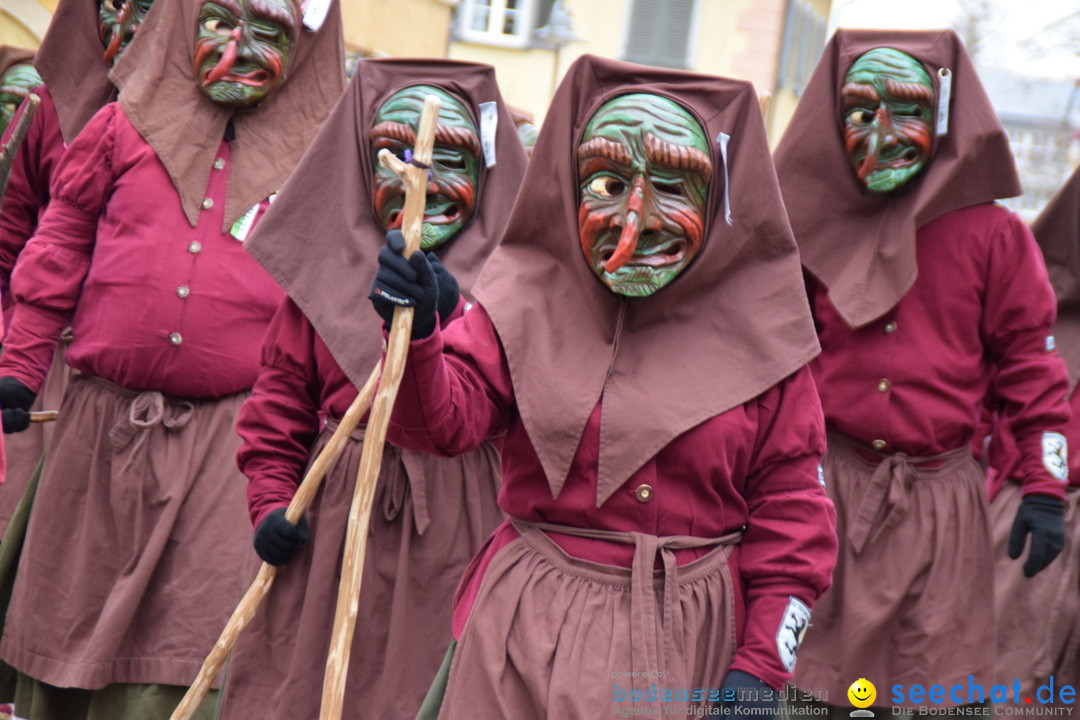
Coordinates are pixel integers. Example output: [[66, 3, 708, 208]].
[[623, 0, 694, 69], [534, 0, 556, 29]]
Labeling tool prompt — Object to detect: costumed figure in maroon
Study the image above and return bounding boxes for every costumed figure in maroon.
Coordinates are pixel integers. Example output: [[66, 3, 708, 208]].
[[215, 57, 526, 720], [0, 0, 155, 538], [368, 53, 839, 720], [986, 164, 1080, 703], [0, 0, 344, 716], [773, 29, 1071, 713]]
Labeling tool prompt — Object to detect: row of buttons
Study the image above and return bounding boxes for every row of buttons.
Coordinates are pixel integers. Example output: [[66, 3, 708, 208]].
[[870, 320, 898, 450], [168, 157, 224, 348]]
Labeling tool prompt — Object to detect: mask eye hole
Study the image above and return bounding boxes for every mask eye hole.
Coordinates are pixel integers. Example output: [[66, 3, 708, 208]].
[[848, 108, 875, 125], [588, 176, 625, 198], [654, 180, 685, 197], [203, 17, 233, 35]]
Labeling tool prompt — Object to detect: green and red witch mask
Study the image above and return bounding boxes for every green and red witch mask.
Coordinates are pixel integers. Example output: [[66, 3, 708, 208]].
[[842, 47, 935, 193], [370, 85, 481, 251], [98, 0, 155, 64], [0, 63, 42, 135], [577, 93, 711, 297], [194, 0, 297, 108]]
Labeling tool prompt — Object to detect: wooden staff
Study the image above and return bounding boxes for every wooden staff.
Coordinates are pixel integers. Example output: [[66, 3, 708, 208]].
[[170, 361, 381, 720], [29, 410, 58, 423], [319, 94, 442, 720], [0, 92, 40, 204]]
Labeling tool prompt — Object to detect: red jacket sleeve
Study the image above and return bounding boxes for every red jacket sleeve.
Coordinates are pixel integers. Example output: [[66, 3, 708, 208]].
[[728, 366, 838, 689], [0, 86, 62, 314], [0, 102, 113, 391], [237, 297, 323, 529], [385, 303, 513, 456], [982, 210, 1072, 499]]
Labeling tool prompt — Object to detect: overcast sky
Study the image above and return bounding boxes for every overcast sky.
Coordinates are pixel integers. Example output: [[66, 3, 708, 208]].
[[830, 0, 1080, 80]]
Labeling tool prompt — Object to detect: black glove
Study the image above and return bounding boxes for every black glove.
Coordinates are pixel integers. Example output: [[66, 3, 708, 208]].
[[427, 252, 461, 322], [1008, 494, 1066, 577], [368, 229, 439, 339], [716, 670, 778, 720], [0, 376, 35, 434], [253, 507, 310, 566]]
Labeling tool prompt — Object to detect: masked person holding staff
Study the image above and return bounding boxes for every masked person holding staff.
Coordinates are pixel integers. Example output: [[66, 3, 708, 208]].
[[368, 53, 838, 720], [216, 57, 525, 720]]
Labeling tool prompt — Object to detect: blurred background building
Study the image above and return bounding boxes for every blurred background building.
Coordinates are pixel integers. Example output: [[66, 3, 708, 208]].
[[2, 0, 1077, 218]]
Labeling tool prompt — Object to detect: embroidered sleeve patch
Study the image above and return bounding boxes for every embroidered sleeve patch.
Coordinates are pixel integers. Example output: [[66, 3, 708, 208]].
[[776, 596, 811, 672], [1042, 431, 1068, 483]]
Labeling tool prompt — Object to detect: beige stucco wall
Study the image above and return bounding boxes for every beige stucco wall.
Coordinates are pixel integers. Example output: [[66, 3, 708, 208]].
[[448, 0, 827, 142], [1, 0, 57, 47], [342, 0, 457, 57]]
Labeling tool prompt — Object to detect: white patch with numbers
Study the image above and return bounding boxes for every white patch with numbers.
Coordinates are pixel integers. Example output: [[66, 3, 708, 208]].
[[1047, 335, 1057, 352], [1042, 432, 1068, 483], [776, 596, 811, 672], [817, 465, 826, 488]]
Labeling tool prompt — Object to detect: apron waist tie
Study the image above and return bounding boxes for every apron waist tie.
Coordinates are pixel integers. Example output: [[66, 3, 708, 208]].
[[510, 517, 742, 678], [828, 431, 974, 554]]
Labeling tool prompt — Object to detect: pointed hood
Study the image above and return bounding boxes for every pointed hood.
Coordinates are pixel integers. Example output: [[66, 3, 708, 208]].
[[110, 0, 346, 230], [243, 57, 528, 389], [774, 29, 1021, 328], [33, 0, 118, 143], [473, 54, 820, 505]]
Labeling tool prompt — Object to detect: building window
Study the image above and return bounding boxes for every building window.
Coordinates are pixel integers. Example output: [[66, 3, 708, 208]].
[[777, 0, 826, 97], [622, 0, 697, 70], [455, 0, 537, 48]]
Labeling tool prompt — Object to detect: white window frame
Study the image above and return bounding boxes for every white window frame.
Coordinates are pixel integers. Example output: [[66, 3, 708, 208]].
[[456, 0, 538, 49]]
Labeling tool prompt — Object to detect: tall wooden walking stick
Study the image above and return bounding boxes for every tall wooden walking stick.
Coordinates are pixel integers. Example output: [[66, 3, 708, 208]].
[[170, 361, 381, 720], [319, 93, 442, 720]]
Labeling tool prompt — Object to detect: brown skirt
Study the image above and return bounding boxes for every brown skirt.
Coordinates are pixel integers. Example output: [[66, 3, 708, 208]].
[[792, 433, 994, 707], [435, 522, 739, 719], [215, 420, 504, 720], [991, 481, 1080, 697], [0, 374, 253, 690]]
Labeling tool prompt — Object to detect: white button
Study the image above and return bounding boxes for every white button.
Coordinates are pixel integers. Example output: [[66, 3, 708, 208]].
[[884, 321, 897, 333], [202, 197, 214, 210], [168, 332, 183, 346], [188, 241, 202, 253], [634, 484, 653, 503], [878, 378, 891, 392], [177, 285, 190, 298], [212, 158, 225, 170], [872, 439, 887, 451]]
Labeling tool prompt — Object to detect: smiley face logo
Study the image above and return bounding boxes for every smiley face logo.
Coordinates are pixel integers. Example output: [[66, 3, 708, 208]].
[[848, 678, 876, 708]]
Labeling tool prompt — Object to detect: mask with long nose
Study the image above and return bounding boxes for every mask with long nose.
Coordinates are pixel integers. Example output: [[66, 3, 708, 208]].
[[577, 93, 711, 297], [369, 85, 481, 251], [842, 48, 935, 193], [194, 0, 296, 108], [98, 0, 155, 65]]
